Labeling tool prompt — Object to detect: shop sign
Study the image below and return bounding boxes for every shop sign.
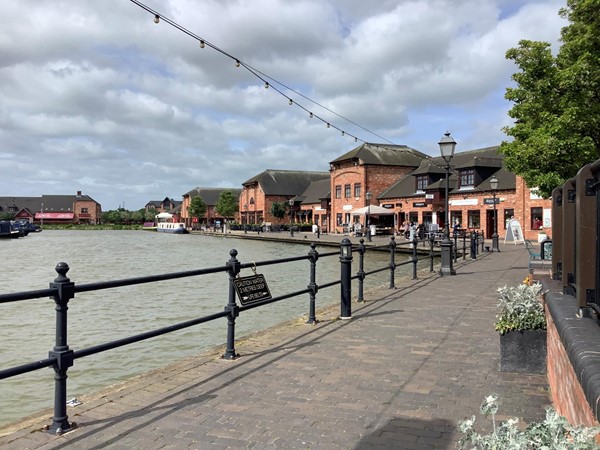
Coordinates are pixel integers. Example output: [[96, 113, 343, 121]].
[[382, 204, 394, 208], [413, 202, 427, 207], [483, 198, 500, 205]]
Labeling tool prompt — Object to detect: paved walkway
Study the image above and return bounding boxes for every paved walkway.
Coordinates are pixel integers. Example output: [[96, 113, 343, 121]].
[[0, 241, 550, 449]]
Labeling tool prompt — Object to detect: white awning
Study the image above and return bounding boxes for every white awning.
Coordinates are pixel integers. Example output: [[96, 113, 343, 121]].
[[351, 205, 395, 216]]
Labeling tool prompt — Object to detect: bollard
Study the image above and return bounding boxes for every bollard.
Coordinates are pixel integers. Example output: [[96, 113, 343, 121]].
[[357, 239, 366, 303], [223, 249, 240, 359], [339, 238, 353, 319], [290, 226, 294, 237], [412, 237, 418, 280], [317, 227, 320, 239], [453, 233, 458, 262], [462, 233, 467, 260], [470, 232, 477, 259], [48, 262, 75, 435], [389, 236, 397, 289], [307, 243, 319, 324], [429, 234, 435, 272]]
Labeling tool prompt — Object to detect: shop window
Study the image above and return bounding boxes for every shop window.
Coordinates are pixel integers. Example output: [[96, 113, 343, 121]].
[[409, 211, 418, 225], [81, 208, 88, 214], [467, 210, 480, 229], [335, 185, 341, 199], [504, 209, 514, 229], [531, 207, 543, 230], [354, 183, 361, 198], [344, 184, 351, 198], [336, 213, 342, 226], [451, 211, 462, 227]]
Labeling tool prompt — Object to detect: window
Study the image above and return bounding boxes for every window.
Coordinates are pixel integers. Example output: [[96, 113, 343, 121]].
[[81, 208, 88, 214], [249, 197, 255, 205], [467, 210, 480, 229], [344, 184, 351, 198], [409, 212, 418, 224], [354, 183, 361, 198], [451, 211, 462, 227], [345, 213, 351, 224], [459, 169, 475, 188], [416, 175, 428, 191], [336, 213, 342, 226], [503, 209, 514, 229], [531, 207, 543, 230], [335, 185, 341, 199]]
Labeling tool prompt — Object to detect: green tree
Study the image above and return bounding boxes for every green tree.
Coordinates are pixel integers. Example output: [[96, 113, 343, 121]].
[[500, 0, 600, 198], [215, 191, 238, 219], [188, 196, 207, 223], [270, 202, 288, 220]]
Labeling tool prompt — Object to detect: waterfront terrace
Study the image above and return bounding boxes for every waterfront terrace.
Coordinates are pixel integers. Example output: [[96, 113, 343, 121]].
[[0, 239, 551, 449]]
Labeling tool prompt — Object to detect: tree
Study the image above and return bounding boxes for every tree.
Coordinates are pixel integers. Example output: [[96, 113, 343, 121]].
[[215, 191, 238, 219], [270, 202, 288, 220], [188, 196, 207, 223], [500, 0, 600, 198]]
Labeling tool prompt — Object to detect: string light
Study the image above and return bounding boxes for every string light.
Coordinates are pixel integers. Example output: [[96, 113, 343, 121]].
[[129, 0, 395, 146]]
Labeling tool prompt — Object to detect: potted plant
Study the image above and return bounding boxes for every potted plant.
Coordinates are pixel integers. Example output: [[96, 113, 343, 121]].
[[495, 282, 547, 373], [458, 394, 600, 449]]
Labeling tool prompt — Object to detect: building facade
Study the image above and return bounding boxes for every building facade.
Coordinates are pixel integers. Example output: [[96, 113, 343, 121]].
[[181, 187, 242, 229]]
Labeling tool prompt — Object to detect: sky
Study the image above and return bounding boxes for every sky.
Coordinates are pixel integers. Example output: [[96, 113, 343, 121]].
[[0, 0, 566, 211]]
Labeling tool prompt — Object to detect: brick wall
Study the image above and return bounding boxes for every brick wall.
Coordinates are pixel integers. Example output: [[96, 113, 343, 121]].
[[546, 308, 600, 427]]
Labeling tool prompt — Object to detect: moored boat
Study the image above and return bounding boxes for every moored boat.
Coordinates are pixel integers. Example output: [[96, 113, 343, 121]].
[[0, 221, 20, 239], [156, 222, 188, 234]]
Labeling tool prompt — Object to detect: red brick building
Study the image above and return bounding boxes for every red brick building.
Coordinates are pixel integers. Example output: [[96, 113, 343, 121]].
[[181, 187, 242, 228]]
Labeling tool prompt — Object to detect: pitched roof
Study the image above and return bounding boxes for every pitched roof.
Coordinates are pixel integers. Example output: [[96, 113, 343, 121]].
[[379, 146, 514, 199], [330, 143, 428, 167], [183, 187, 242, 205], [242, 170, 329, 195], [299, 178, 331, 204]]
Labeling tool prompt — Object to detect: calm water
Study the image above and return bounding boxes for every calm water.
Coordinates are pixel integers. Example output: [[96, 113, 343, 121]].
[[0, 230, 419, 427]]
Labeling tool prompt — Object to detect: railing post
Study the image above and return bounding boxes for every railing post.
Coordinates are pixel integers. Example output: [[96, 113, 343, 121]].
[[551, 186, 563, 280], [470, 232, 477, 259], [412, 237, 418, 280], [453, 233, 458, 262], [223, 249, 240, 359], [389, 236, 397, 289], [562, 178, 576, 295], [480, 231, 485, 254], [339, 238, 353, 319], [357, 239, 366, 303], [48, 262, 75, 435], [575, 163, 597, 311], [429, 234, 435, 272], [462, 232, 467, 260], [307, 243, 319, 324]]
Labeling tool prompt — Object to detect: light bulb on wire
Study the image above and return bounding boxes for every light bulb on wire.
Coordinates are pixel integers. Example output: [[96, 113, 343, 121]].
[[289, 99, 293, 106], [265, 82, 269, 89], [235, 60, 240, 67], [199, 40, 205, 48], [154, 14, 160, 24]]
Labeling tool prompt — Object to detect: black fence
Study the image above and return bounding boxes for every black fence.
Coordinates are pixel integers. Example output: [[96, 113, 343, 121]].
[[0, 235, 458, 435]]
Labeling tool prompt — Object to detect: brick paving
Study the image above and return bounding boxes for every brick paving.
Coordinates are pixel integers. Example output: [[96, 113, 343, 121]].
[[0, 238, 550, 449]]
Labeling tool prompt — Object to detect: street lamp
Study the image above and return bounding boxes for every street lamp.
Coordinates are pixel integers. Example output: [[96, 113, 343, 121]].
[[490, 175, 500, 252], [289, 198, 295, 237], [439, 131, 456, 276], [365, 191, 372, 242], [243, 204, 248, 234]]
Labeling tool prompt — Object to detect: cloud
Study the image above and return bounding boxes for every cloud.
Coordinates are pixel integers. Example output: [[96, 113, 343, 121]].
[[0, 0, 566, 209]]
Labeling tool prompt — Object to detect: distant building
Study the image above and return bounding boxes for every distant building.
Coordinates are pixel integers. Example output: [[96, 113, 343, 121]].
[[0, 191, 102, 224], [181, 187, 242, 228], [144, 197, 181, 214]]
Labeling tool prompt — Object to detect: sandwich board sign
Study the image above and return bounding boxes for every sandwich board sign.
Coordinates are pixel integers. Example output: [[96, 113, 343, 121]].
[[504, 219, 524, 245]]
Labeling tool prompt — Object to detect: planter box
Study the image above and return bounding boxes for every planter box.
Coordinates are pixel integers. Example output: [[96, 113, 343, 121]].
[[500, 329, 547, 374]]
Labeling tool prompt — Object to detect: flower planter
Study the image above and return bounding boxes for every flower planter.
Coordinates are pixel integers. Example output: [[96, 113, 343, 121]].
[[499, 329, 546, 373]]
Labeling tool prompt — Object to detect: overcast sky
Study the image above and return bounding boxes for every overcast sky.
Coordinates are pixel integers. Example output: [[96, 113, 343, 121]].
[[0, 0, 566, 210]]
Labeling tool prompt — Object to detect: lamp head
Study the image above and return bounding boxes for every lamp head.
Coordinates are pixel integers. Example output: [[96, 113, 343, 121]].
[[438, 132, 457, 163], [490, 175, 498, 191]]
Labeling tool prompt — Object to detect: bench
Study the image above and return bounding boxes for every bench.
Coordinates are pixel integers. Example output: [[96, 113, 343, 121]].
[[525, 239, 551, 273]]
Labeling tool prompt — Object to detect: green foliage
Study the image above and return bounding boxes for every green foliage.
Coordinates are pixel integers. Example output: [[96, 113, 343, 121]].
[[215, 191, 238, 218], [270, 202, 288, 220], [501, 0, 600, 198], [188, 196, 207, 220], [0, 212, 14, 220], [458, 394, 600, 449], [494, 283, 546, 335]]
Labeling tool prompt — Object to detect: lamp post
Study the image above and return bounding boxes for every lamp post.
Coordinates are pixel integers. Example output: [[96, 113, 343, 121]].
[[243, 204, 248, 234], [365, 191, 372, 242], [289, 198, 295, 237], [439, 132, 456, 276], [490, 175, 500, 252]]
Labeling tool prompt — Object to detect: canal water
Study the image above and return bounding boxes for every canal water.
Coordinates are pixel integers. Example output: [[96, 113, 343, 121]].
[[0, 230, 424, 427]]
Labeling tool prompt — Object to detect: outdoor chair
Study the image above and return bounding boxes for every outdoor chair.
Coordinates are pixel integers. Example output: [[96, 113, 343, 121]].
[[525, 239, 550, 273]]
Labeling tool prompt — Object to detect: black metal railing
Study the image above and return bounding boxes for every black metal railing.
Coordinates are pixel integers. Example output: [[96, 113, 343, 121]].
[[551, 158, 600, 314], [0, 236, 442, 435]]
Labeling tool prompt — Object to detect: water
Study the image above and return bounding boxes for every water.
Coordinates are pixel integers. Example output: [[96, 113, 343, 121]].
[[0, 230, 422, 427]]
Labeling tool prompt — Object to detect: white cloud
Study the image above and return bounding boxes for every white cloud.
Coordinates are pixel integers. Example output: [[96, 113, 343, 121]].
[[0, 0, 566, 209]]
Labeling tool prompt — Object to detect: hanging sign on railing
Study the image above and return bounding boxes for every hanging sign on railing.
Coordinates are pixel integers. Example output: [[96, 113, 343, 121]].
[[233, 272, 272, 306]]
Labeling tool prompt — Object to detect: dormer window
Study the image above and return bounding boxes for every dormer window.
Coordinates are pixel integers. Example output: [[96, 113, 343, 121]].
[[459, 169, 475, 188], [416, 175, 428, 192]]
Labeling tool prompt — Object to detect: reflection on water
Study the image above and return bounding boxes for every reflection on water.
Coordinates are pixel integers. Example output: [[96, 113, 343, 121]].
[[0, 230, 422, 427]]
